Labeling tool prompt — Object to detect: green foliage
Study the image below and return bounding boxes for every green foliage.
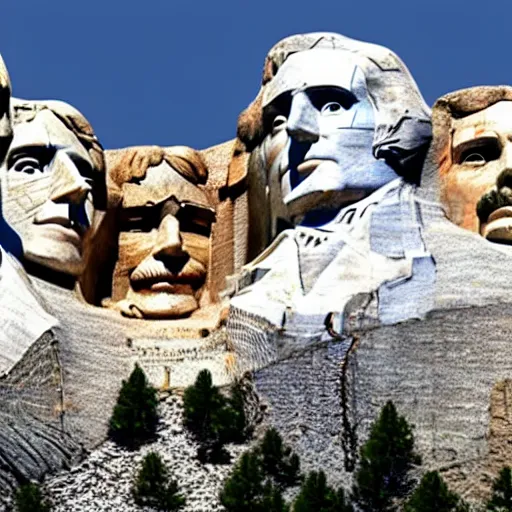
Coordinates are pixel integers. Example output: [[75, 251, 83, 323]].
[[220, 451, 266, 512], [258, 427, 301, 488], [227, 380, 251, 442], [15, 483, 51, 512], [487, 466, 512, 511], [293, 470, 353, 512], [261, 481, 289, 512], [132, 452, 185, 511], [183, 370, 249, 462], [352, 400, 421, 512], [109, 364, 158, 449], [404, 471, 464, 512], [219, 427, 301, 511]]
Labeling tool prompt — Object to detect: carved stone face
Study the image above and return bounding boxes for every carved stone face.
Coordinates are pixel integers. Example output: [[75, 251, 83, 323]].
[[2, 109, 99, 276], [440, 101, 512, 236], [259, 49, 398, 229], [109, 160, 215, 319]]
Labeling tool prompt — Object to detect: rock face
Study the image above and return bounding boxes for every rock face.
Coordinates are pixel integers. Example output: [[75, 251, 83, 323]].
[[44, 395, 247, 512], [4, 33, 512, 508]]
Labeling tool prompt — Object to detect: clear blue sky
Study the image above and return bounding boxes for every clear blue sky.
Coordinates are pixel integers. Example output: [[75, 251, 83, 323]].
[[2, 0, 511, 151]]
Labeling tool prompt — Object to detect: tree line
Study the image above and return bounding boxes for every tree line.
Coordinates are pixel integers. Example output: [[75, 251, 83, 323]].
[[14, 366, 512, 512]]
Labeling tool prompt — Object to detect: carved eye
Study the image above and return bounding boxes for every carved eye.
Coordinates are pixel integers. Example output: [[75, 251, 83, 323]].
[[13, 156, 41, 174], [321, 102, 342, 115], [457, 138, 501, 165], [462, 153, 486, 164], [272, 115, 287, 133]]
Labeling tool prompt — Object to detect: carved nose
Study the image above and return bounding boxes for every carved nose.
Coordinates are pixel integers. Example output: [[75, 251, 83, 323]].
[[286, 90, 320, 143], [153, 214, 185, 258], [49, 152, 91, 204]]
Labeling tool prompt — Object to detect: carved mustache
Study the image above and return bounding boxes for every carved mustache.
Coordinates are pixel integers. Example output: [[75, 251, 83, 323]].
[[477, 169, 512, 223], [130, 255, 206, 287]]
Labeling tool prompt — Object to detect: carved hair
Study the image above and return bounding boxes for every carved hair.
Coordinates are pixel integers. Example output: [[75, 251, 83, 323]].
[[230, 32, 432, 187], [106, 145, 208, 207]]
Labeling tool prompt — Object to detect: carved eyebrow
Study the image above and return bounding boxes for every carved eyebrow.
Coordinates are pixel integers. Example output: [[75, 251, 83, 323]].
[[452, 135, 502, 164], [6, 145, 55, 169]]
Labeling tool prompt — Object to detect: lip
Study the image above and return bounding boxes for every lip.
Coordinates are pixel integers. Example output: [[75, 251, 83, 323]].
[[296, 159, 335, 175], [33, 223, 82, 248], [482, 206, 512, 243], [149, 283, 194, 294]]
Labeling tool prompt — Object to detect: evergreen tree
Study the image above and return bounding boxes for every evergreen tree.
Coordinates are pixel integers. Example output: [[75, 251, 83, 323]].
[[293, 470, 353, 512], [487, 466, 512, 511], [220, 427, 301, 511], [258, 427, 301, 488], [352, 400, 421, 512], [15, 482, 51, 512], [183, 369, 234, 461], [227, 380, 250, 443], [109, 364, 158, 449], [261, 481, 289, 512], [132, 452, 185, 511], [404, 471, 462, 512], [219, 451, 266, 512]]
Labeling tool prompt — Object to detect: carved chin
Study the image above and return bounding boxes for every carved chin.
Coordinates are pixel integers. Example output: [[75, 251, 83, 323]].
[[115, 288, 199, 319], [24, 238, 84, 276]]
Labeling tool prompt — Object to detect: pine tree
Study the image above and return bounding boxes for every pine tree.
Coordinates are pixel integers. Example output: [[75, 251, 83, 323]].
[[258, 427, 301, 488], [404, 471, 463, 512], [15, 482, 51, 512], [293, 470, 353, 512], [132, 452, 185, 511], [227, 380, 250, 443], [219, 451, 266, 512], [487, 466, 512, 511], [183, 369, 235, 462], [261, 481, 289, 512], [108, 364, 158, 449], [352, 400, 421, 512]]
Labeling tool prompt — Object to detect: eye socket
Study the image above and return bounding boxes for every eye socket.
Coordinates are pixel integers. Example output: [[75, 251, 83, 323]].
[[321, 102, 342, 116], [462, 153, 486, 164], [308, 87, 357, 113], [456, 138, 501, 165], [272, 115, 287, 132], [12, 156, 42, 174]]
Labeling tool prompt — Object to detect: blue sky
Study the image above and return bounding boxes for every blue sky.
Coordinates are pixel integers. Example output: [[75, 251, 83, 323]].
[[2, 0, 511, 151]]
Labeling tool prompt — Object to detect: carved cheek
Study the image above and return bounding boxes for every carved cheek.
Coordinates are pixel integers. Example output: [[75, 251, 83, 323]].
[[117, 230, 157, 273], [442, 164, 502, 231], [264, 129, 289, 170]]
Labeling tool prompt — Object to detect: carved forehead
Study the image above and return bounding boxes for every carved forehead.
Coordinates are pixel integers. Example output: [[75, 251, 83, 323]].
[[8, 110, 91, 163], [452, 101, 512, 147], [262, 49, 364, 108], [122, 161, 210, 208]]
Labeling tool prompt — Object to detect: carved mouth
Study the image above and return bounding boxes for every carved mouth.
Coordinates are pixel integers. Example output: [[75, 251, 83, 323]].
[[296, 159, 334, 175], [482, 206, 512, 243], [130, 257, 205, 290]]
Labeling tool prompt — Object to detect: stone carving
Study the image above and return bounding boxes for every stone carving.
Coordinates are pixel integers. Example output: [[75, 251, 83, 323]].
[[226, 33, 434, 346], [229, 32, 432, 259], [433, 86, 512, 244], [102, 146, 215, 319], [0, 98, 106, 278], [0, 54, 11, 164]]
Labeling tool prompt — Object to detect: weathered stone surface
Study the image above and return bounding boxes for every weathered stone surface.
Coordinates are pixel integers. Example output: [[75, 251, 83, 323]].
[[44, 395, 248, 512]]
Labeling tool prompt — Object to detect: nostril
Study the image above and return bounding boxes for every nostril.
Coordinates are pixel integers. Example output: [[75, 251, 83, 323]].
[[154, 253, 189, 272]]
